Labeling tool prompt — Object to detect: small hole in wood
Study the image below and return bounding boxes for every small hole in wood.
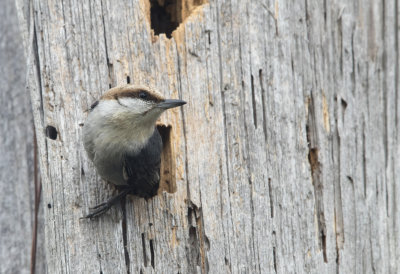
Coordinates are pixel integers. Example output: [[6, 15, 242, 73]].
[[157, 124, 177, 194], [147, 0, 208, 39], [45, 125, 58, 140], [126, 76, 131, 84], [341, 98, 348, 109], [47, 203, 52, 209]]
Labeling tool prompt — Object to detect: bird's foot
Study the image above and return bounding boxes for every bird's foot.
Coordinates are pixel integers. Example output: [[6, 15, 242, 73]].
[[84, 202, 112, 219], [82, 189, 129, 219]]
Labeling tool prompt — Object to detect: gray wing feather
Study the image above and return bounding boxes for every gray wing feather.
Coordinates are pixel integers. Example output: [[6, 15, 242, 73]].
[[123, 129, 162, 198]]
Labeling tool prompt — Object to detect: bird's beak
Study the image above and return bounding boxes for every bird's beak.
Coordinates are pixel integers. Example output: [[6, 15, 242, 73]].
[[157, 99, 187, 109]]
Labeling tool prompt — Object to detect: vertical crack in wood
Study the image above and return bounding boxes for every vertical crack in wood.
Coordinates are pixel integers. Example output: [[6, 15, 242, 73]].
[[196, 209, 209, 273], [368, 216, 376, 274], [259, 69, 268, 144], [337, 15, 343, 76], [362, 119, 367, 198], [248, 176, 258, 272], [260, 68, 275, 223], [187, 203, 209, 273], [31, 124, 41, 274], [273, 246, 277, 273], [323, 0, 327, 29], [268, 178, 274, 218], [31, 20, 45, 128], [141, 233, 148, 267], [100, 0, 113, 88], [250, 74, 257, 128], [334, 98, 345, 268], [121, 198, 131, 274], [188, 226, 199, 270], [306, 95, 327, 263], [149, 239, 155, 268], [340, 99, 347, 125], [351, 26, 356, 96], [96, 249, 103, 274]]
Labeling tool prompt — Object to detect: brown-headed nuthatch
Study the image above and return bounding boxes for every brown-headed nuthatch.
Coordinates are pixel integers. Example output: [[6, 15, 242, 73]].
[[83, 84, 186, 218]]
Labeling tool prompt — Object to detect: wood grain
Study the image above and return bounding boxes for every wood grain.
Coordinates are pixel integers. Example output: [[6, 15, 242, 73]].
[[15, 0, 400, 273]]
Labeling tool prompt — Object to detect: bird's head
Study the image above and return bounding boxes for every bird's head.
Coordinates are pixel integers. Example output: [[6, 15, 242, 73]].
[[92, 84, 186, 127]]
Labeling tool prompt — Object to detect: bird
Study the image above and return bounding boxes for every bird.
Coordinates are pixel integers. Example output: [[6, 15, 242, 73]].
[[82, 84, 186, 218]]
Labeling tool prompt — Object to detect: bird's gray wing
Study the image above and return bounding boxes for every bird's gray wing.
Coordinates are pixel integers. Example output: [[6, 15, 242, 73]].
[[123, 129, 162, 198]]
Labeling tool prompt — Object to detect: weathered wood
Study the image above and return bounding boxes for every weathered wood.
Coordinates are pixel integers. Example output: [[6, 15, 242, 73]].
[[16, 0, 399, 273], [0, 0, 45, 273]]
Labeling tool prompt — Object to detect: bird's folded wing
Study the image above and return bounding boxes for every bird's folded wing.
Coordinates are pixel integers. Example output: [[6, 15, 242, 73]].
[[123, 129, 162, 198]]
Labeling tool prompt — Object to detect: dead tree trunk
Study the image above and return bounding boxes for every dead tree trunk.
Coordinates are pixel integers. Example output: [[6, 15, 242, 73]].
[[16, 0, 399, 273], [0, 0, 45, 273]]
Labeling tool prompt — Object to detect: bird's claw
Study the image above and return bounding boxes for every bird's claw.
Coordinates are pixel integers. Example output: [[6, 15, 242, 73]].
[[83, 202, 112, 219], [81, 189, 130, 219], [89, 202, 108, 210]]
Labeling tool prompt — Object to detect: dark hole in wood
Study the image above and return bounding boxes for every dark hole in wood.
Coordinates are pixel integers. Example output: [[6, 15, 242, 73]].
[[47, 203, 51, 209], [126, 76, 131, 84], [188, 226, 201, 266], [150, 0, 179, 38], [341, 98, 348, 109], [148, 0, 208, 39], [45, 125, 58, 140], [189, 226, 198, 247], [157, 125, 176, 194]]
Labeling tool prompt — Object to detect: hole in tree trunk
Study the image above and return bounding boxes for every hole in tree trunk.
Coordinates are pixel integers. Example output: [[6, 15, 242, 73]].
[[157, 124, 177, 194], [45, 125, 58, 140], [147, 0, 208, 39]]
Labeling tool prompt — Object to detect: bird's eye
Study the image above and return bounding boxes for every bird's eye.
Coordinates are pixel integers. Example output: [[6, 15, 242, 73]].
[[139, 91, 148, 99]]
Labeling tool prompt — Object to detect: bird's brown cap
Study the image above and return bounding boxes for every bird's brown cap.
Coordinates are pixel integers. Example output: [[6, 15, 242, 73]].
[[101, 84, 165, 103]]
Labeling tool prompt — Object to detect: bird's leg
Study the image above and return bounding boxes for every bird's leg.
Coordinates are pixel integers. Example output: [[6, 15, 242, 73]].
[[83, 188, 130, 219]]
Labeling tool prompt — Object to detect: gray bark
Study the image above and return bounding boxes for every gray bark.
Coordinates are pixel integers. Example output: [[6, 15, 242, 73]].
[[16, 0, 400, 273], [0, 0, 45, 273]]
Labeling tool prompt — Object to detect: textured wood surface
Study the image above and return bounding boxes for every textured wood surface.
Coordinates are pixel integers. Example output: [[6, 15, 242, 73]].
[[0, 0, 45, 273], [16, 0, 399, 273]]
